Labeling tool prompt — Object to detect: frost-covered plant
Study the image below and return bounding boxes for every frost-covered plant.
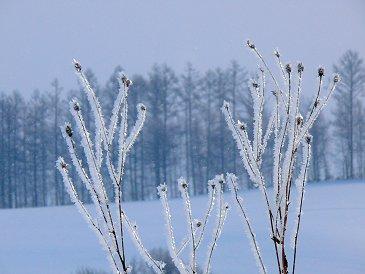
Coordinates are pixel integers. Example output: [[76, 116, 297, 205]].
[[130, 247, 201, 274], [222, 41, 340, 274], [57, 60, 164, 274], [157, 175, 229, 274]]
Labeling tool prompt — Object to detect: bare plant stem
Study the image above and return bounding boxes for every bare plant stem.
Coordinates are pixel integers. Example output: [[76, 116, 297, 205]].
[[61, 167, 121, 273], [224, 104, 281, 273], [228, 176, 267, 274], [205, 186, 227, 274], [74, 110, 127, 270], [292, 144, 311, 274]]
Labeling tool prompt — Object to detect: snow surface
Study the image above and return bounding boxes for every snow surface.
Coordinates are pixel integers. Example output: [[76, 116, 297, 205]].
[[0, 181, 364, 274]]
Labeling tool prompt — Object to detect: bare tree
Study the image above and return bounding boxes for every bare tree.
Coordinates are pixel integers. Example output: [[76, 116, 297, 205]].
[[332, 50, 365, 179], [222, 41, 340, 274], [308, 112, 330, 181]]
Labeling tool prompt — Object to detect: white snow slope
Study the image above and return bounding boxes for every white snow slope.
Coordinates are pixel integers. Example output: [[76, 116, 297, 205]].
[[0, 181, 364, 274]]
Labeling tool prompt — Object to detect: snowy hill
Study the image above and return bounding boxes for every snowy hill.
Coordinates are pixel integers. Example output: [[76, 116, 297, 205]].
[[0, 181, 364, 274]]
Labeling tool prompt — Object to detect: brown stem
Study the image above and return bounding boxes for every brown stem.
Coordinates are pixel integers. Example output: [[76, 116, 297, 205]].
[[292, 144, 311, 274]]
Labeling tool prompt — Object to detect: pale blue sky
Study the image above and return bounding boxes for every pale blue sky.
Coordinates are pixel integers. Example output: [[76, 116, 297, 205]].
[[0, 0, 364, 94]]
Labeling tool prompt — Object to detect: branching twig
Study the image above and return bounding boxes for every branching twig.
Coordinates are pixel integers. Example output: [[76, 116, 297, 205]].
[[158, 175, 227, 274], [223, 41, 340, 274], [226, 173, 267, 274], [58, 61, 162, 274]]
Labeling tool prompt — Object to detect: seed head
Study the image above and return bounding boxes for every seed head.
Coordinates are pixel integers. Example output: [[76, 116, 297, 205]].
[[209, 181, 216, 189], [140, 104, 146, 111], [296, 115, 303, 126], [318, 67, 325, 77], [274, 49, 280, 58], [333, 74, 341, 83], [246, 40, 255, 49], [252, 81, 259, 89], [195, 220, 202, 228], [73, 59, 82, 72], [73, 101, 80, 112], [180, 181, 188, 189], [224, 102, 229, 110], [297, 62, 304, 73], [285, 63, 292, 74], [238, 120, 246, 131], [65, 124, 73, 137], [121, 74, 133, 88], [305, 135, 312, 144], [158, 184, 167, 193]]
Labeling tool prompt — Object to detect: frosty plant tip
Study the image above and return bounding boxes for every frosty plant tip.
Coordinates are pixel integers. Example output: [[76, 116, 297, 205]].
[[223, 40, 340, 274], [57, 59, 164, 274], [157, 175, 228, 274]]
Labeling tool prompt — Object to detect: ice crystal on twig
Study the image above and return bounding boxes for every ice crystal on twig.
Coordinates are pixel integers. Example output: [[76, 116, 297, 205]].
[[158, 175, 228, 274], [222, 40, 339, 274], [57, 60, 163, 274]]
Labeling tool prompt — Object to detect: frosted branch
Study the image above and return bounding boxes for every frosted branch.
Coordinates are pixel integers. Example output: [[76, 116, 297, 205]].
[[58, 63, 157, 274], [226, 173, 267, 274], [223, 41, 339, 274], [291, 138, 311, 274], [204, 178, 228, 274], [157, 184, 188, 274]]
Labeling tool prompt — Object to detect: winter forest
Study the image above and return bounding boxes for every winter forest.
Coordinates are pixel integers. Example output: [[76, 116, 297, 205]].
[[0, 1, 364, 274], [0, 50, 364, 208]]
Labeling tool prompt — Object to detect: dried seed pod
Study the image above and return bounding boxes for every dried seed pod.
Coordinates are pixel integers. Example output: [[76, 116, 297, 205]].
[[73, 101, 80, 112], [195, 220, 202, 228], [74, 60, 82, 72], [252, 81, 259, 89], [121, 74, 133, 88], [159, 184, 167, 192], [318, 67, 325, 77], [333, 74, 341, 83], [297, 62, 304, 73], [246, 40, 255, 49], [305, 135, 312, 144], [65, 124, 73, 137], [296, 115, 303, 126], [181, 181, 188, 189], [285, 63, 292, 74], [274, 49, 280, 58]]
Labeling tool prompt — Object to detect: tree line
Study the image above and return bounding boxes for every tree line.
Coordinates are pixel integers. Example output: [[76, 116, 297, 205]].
[[0, 50, 364, 208]]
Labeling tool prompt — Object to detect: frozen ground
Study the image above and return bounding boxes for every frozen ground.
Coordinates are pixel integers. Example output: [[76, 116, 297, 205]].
[[0, 180, 364, 274]]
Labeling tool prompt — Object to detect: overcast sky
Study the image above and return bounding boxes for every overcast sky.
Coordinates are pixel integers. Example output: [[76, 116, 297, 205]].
[[0, 0, 364, 95]]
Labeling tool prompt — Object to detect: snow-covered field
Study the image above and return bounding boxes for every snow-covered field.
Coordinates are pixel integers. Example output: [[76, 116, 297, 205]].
[[0, 181, 364, 274]]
